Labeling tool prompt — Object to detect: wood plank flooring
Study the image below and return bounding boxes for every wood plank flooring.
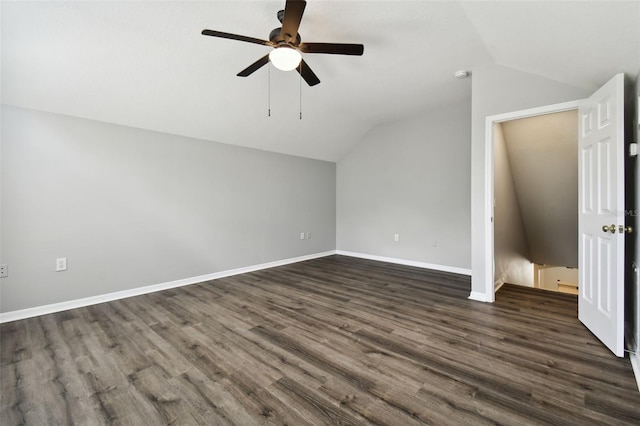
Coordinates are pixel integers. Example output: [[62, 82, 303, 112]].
[[1, 255, 639, 425]]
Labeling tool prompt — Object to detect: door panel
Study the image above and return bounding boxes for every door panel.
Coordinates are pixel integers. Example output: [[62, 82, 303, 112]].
[[578, 73, 625, 357]]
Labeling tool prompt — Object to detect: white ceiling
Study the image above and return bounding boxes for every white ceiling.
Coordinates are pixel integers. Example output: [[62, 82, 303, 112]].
[[2, 1, 639, 162]]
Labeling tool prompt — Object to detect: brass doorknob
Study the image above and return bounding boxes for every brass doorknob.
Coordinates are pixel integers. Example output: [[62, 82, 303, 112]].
[[602, 224, 616, 233]]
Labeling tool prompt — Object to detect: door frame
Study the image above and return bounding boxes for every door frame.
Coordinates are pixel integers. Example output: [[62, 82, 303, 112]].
[[480, 100, 583, 302]]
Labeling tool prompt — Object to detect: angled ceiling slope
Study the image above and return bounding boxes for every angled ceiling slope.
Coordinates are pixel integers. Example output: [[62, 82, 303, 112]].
[[1, 1, 638, 161]]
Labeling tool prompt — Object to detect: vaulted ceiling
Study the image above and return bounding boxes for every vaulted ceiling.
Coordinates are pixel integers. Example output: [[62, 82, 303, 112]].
[[2, 1, 639, 161]]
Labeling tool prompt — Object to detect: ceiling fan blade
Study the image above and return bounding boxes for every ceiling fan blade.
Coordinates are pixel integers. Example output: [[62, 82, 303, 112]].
[[202, 29, 272, 47], [280, 0, 306, 41], [299, 42, 364, 56], [237, 54, 271, 77], [297, 59, 320, 86]]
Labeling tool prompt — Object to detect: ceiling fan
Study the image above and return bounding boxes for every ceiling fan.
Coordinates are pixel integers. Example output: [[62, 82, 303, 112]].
[[201, 0, 364, 87]]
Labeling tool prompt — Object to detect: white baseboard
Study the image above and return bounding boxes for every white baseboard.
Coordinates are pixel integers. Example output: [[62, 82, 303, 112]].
[[335, 250, 472, 276], [468, 291, 491, 302], [494, 278, 505, 292], [0, 251, 336, 323], [631, 351, 640, 393]]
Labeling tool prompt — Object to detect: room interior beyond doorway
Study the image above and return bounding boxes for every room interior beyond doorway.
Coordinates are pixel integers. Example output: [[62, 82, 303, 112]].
[[493, 109, 579, 292], [534, 264, 579, 295]]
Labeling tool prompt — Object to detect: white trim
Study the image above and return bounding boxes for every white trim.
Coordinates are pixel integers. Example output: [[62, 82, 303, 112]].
[[0, 251, 336, 323], [468, 291, 490, 302], [494, 278, 505, 292], [335, 250, 472, 276], [478, 99, 583, 303], [488, 100, 581, 124], [631, 351, 640, 393], [483, 116, 496, 303]]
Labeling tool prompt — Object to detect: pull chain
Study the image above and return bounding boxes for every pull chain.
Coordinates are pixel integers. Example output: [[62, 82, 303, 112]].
[[299, 62, 302, 120], [268, 62, 271, 117]]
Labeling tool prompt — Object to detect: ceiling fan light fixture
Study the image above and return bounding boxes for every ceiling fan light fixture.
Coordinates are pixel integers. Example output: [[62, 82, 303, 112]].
[[269, 46, 302, 71]]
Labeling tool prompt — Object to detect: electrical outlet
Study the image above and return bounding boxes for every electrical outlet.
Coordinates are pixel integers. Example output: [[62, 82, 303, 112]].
[[432, 240, 438, 247], [56, 258, 67, 272], [306, 232, 311, 239], [394, 234, 399, 242], [0, 264, 7, 278], [300, 232, 305, 240]]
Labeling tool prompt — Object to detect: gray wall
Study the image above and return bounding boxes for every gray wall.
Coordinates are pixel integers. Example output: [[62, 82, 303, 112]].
[[1, 105, 336, 312], [337, 100, 471, 270], [471, 63, 590, 298], [493, 123, 532, 287]]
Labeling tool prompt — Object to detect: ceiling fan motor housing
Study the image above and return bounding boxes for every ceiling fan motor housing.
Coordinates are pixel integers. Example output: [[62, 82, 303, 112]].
[[270, 27, 301, 46]]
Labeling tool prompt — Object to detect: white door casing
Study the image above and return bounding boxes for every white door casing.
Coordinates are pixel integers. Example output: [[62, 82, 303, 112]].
[[478, 100, 581, 303], [578, 73, 625, 357]]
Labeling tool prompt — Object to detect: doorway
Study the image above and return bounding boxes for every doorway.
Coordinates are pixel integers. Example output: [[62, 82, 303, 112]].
[[493, 110, 579, 295], [477, 75, 628, 358], [480, 100, 581, 303]]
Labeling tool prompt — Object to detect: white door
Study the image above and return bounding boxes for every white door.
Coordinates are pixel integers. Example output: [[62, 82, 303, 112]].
[[578, 73, 625, 357]]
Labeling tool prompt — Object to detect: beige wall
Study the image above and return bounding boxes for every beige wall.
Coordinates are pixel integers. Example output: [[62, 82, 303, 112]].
[[502, 111, 578, 268], [493, 123, 533, 287]]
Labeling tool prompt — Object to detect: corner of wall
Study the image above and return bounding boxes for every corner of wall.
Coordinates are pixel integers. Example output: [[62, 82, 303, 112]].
[[470, 63, 591, 300]]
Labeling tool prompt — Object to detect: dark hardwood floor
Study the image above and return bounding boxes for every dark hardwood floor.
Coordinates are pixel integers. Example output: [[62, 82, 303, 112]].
[[1, 255, 639, 425]]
